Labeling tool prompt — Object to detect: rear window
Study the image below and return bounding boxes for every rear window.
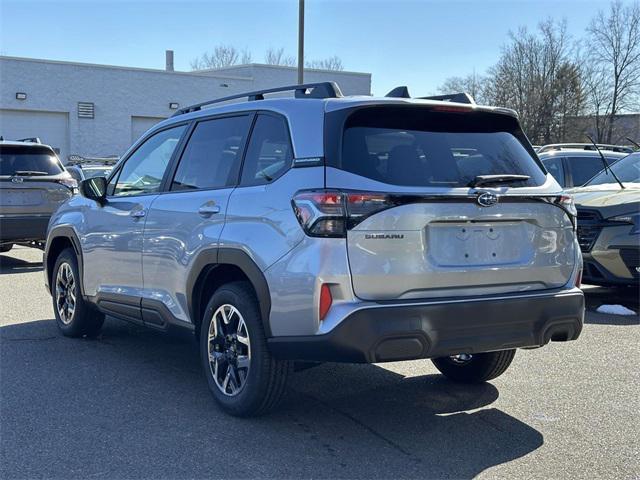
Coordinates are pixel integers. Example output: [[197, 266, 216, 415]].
[[0, 145, 64, 176], [326, 106, 545, 188]]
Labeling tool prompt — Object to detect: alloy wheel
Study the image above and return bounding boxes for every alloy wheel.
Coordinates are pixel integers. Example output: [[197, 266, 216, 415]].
[[55, 262, 76, 325], [207, 304, 251, 396]]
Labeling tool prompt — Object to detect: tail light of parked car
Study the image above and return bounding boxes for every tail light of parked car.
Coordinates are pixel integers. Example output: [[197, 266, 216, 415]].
[[56, 177, 78, 192], [292, 190, 397, 237]]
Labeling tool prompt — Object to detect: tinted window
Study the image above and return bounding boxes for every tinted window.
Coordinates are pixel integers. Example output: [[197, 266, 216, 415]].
[[586, 153, 640, 186], [328, 107, 545, 188], [542, 157, 565, 187], [0, 146, 64, 176], [567, 156, 609, 187], [171, 116, 250, 191], [240, 115, 292, 186], [113, 125, 186, 196]]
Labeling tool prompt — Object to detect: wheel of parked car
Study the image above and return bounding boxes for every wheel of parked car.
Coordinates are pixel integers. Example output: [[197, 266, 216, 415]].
[[52, 248, 105, 337], [200, 281, 292, 417], [431, 350, 516, 383], [0, 244, 12, 253]]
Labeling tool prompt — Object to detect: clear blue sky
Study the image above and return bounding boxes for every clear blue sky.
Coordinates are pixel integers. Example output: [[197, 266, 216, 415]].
[[0, 0, 613, 95]]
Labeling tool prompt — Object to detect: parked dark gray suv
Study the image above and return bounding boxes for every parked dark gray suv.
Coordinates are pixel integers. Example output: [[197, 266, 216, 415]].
[[44, 83, 585, 416], [1, 139, 76, 251]]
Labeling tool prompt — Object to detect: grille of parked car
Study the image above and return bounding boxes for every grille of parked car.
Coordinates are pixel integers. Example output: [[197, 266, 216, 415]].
[[576, 209, 604, 252]]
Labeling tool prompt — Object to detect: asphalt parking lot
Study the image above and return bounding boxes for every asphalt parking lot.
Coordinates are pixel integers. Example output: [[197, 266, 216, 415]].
[[1, 246, 638, 479]]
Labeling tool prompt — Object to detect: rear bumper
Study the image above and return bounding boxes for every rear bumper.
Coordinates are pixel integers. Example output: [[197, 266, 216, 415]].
[[0, 215, 50, 243], [268, 288, 585, 363]]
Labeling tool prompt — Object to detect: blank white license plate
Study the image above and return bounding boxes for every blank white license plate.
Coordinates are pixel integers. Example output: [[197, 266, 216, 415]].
[[427, 222, 528, 267]]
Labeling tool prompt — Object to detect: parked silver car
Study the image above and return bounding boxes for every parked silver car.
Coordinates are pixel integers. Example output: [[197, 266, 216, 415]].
[[0, 139, 76, 251], [43, 83, 585, 416]]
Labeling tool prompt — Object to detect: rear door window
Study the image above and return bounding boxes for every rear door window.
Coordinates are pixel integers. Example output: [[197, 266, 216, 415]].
[[171, 115, 251, 191], [240, 114, 293, 186], [566, 156, 609, 187], [0, 146, 64, 176], [327, 106, 546, 188], [542, 157, 565, 187]]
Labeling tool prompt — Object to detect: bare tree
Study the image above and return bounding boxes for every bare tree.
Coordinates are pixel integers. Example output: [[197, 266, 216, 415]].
[[191, 44, 241, 70], [585, 0, 640, 142], [264, 47, 296, 66], [438, 71, 488, 103], [484, 19, 584, 143], [241, 48, 253, 64], [306, 55, 344, 71]]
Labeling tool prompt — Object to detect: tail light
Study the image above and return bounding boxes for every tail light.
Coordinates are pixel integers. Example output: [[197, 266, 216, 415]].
[[292, 190, 396, 237], [319, 284, 332, 321], [553, 194, 577, 230], [57, 178, 78, 191]]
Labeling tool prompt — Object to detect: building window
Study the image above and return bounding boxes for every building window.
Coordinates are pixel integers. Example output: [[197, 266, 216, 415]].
[[78, 102, 95, 119]]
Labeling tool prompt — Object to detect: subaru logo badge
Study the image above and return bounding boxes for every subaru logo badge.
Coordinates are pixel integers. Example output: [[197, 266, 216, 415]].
[[477, 192, 498, 207], [11, 176, 23, 184]]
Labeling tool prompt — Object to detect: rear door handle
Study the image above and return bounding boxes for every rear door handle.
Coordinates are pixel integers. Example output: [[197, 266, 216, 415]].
[[130, 209, 146, 218], [198, 202, 221, 217]]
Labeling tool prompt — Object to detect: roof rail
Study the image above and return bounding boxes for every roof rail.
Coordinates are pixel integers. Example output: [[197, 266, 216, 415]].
[[537, 143, 633, 154], [172, 82, 343, 117], [384, 86, 476, 105], [17, 137, 42, 144]]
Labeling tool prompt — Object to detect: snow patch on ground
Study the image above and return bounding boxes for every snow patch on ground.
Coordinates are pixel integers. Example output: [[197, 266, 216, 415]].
[[596, 304, 638, 316]]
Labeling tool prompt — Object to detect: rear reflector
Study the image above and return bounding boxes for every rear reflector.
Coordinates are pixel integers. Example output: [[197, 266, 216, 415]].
[[575, 268, 583, 288], [319, 284, 332, 321]]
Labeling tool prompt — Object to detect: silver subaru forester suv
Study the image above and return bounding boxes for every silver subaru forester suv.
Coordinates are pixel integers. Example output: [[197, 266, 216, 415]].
[[44, 83, 585, 416]]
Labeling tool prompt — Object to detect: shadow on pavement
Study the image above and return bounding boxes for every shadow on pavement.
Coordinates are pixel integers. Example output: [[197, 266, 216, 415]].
[[0, 253, 43, 275], [1, 317, 543, 479]]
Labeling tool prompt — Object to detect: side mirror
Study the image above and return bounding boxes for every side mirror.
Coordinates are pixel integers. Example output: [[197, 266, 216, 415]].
[[80, 176, 107, 203]]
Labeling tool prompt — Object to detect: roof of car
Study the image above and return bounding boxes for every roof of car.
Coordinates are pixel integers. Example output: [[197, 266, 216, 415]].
[[0, 140, 54, 149], [538, 149, 628, 159]]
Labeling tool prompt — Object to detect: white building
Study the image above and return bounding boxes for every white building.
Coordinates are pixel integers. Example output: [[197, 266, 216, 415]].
[[0, 53, 371, 162]]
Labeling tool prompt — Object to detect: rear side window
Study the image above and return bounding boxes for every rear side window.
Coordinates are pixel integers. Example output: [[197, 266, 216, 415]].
[[171, 115, 251, 191], [327, 106, 546, 188], [566, 156, 608, 187], [0, 146, 63, 176], [542, 157, 565, 187], [240, 114, 293, 186]]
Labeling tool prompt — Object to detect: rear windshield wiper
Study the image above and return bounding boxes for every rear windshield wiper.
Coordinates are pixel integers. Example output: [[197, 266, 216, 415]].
[[12, 170, 49, 176], [469, 174, 530, 188]]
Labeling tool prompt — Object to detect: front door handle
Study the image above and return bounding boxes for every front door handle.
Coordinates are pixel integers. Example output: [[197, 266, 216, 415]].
[[198, 202, 221, 217], [130, 209, 146, 218]]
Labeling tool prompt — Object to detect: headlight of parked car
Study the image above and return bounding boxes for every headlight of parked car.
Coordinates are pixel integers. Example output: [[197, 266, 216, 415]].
[[607, 212, 640, 234]]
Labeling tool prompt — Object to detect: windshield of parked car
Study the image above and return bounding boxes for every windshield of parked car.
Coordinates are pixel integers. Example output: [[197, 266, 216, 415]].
[[327, 106, 546, 188], [585, 153, 640, 186], [0, 145, 64, 176]]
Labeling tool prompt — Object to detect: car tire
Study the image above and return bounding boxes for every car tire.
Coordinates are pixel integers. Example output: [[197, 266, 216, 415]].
[[52, 248, 105, 337], [0, 243, 13, 253], [431, 349, 516, 383], [200, 281, 292, 417]]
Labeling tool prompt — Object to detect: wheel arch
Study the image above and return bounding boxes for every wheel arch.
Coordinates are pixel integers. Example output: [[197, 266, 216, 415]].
[[188, 248, 272, 339], [45, 227, 84, 296]]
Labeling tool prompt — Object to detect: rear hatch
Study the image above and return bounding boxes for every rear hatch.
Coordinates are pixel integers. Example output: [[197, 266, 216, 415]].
[[323, 104, 577, 300], [0, 144, 75, 215]]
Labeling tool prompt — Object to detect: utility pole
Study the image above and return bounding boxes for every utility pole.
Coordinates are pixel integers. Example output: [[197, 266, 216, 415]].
[[297, 0, 304, 84]]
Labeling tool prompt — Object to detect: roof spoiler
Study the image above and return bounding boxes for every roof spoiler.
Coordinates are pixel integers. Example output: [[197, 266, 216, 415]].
[[385, 86, 476, 105]]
